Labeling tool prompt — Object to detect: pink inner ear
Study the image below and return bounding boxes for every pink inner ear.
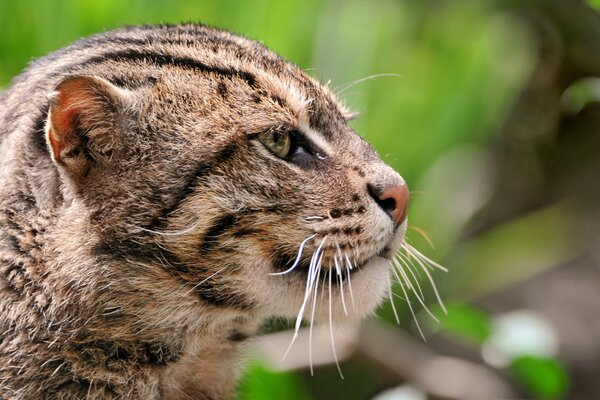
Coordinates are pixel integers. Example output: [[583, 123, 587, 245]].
[[48, 87, 88, 164]]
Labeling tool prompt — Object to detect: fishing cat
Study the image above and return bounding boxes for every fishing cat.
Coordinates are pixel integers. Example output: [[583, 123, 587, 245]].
[[0, 24, 417, 399]]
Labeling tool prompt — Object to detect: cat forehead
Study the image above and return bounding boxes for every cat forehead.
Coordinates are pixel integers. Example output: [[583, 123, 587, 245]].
[[141, 60, 345, 148], [69, 24, 351, 147]]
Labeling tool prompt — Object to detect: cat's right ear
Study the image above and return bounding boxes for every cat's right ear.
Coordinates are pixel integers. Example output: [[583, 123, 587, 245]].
[[46, 75, 132, 178]]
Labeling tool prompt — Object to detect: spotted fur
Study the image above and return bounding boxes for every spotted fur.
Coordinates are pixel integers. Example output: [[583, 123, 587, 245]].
[[0, 24, 409, 399]]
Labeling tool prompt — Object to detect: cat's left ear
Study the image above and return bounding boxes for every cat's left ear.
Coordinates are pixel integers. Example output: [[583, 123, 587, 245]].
[[46, 75, 132, 178]]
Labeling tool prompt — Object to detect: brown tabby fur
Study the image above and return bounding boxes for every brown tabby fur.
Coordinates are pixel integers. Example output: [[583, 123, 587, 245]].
[[0, 24, 407, 399]]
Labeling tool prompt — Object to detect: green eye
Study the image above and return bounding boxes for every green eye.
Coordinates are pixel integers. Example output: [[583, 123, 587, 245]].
[[258, 131, 291, 158]]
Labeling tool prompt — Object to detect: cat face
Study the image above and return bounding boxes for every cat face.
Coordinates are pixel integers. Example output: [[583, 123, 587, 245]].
[[44, 25, 409, 327]]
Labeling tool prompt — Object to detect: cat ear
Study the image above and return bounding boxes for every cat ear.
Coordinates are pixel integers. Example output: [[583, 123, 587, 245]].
[[46, 75, 131, 177]]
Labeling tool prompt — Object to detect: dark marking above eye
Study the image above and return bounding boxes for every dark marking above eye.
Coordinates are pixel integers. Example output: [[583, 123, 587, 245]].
[[330, 209, 341, 219], [351, 194, 360, 202], [217, 81, 228, 98], [270, 94, 286, 108], [352, 166, 366, 178], [343, 227, 354, 235]]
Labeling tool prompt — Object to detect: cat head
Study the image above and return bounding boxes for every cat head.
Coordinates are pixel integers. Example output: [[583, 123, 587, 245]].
[[44, 25, 410, 328]]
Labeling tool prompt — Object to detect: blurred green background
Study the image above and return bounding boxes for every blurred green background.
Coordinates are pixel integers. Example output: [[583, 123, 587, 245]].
[[2, 0, 600, 399]]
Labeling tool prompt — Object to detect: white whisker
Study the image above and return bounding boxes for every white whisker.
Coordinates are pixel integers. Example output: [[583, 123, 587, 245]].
[[402, 245, 447, 314], [269, 234, 317, 276], [305, 216, 325, 221], [396, 255, 425, 300], [396, 269, 426, 341], [333, 255, 348, 316], [308, 255, 322, 376], [328, 269, 344, 378], [283, 236, 327, 360], [129, 221, 200, 237], [393, 258, 438, 323], [335, 73, 402, 94], [391, 258, 423, 302], [400, 250, 423, 279], [185, 265, 229, 296], [344, 252, 356, 310], [388, 275, 400, 325], [403, 243, 448, 272]]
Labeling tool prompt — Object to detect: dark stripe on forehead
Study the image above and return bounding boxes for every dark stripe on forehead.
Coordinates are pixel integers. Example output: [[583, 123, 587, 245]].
[[82, 30, 289, 77], [75, 50, 258, 88]]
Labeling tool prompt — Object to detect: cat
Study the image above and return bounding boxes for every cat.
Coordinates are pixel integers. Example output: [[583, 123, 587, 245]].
[[0, 23, 419, 399]]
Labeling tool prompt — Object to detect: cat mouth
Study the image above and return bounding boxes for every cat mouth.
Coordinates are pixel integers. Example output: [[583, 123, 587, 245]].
[[273, 220, 407, 280], [311, 240, 399, 283]]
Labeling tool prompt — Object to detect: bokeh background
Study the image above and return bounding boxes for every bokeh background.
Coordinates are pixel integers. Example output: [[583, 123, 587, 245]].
[[2, 0, 599, 399]]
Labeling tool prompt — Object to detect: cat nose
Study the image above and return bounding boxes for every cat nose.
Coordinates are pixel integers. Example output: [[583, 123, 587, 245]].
[[368, 182, 409, 225]]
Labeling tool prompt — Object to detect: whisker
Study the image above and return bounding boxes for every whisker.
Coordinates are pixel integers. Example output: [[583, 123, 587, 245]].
[[402, 245, 448, 315], [328, 269, 344, 378], [185, 265, 229, 296], [408, 225, 436, 250], [403, 243, 448, 272], [283, 236, 327, 360], [396, 254, 425, 299], [391, 258, 424, 303], [393, 259, 439, 323], [269, 234, 317, 276], [129, 221, 200, 237], [308, 254, 322, 376], [399, 250, 423, 280], [388, 275, 400, 324], [395, 268, 426, 341], [305, 216, 325, 221], [335, 73, 402, 94], [334, 253, 348, 316], [344, 252, 356, 311]]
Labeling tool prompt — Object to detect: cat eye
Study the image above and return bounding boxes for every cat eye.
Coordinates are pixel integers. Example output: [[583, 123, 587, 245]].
[[258, 131, 291, 158]]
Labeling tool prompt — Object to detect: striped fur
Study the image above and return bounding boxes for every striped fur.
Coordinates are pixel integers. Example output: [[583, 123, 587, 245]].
[[0, 24, 407, 399]]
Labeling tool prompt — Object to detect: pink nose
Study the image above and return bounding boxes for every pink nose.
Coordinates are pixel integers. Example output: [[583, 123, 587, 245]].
[[373, 183, 409, 225]]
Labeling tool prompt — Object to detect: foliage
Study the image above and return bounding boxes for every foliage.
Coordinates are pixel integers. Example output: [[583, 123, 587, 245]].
[[511, 356, 569, 400], [438, 302, 492, 344], [237, 362, 311, 400]]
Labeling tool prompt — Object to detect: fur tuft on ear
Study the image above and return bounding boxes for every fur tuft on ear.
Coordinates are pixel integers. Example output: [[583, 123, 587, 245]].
[[46, 75, 131, 177]]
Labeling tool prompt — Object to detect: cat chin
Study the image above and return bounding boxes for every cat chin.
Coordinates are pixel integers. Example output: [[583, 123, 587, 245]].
[[261, 255, 392, 322], [328, 255, 392, 320]]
